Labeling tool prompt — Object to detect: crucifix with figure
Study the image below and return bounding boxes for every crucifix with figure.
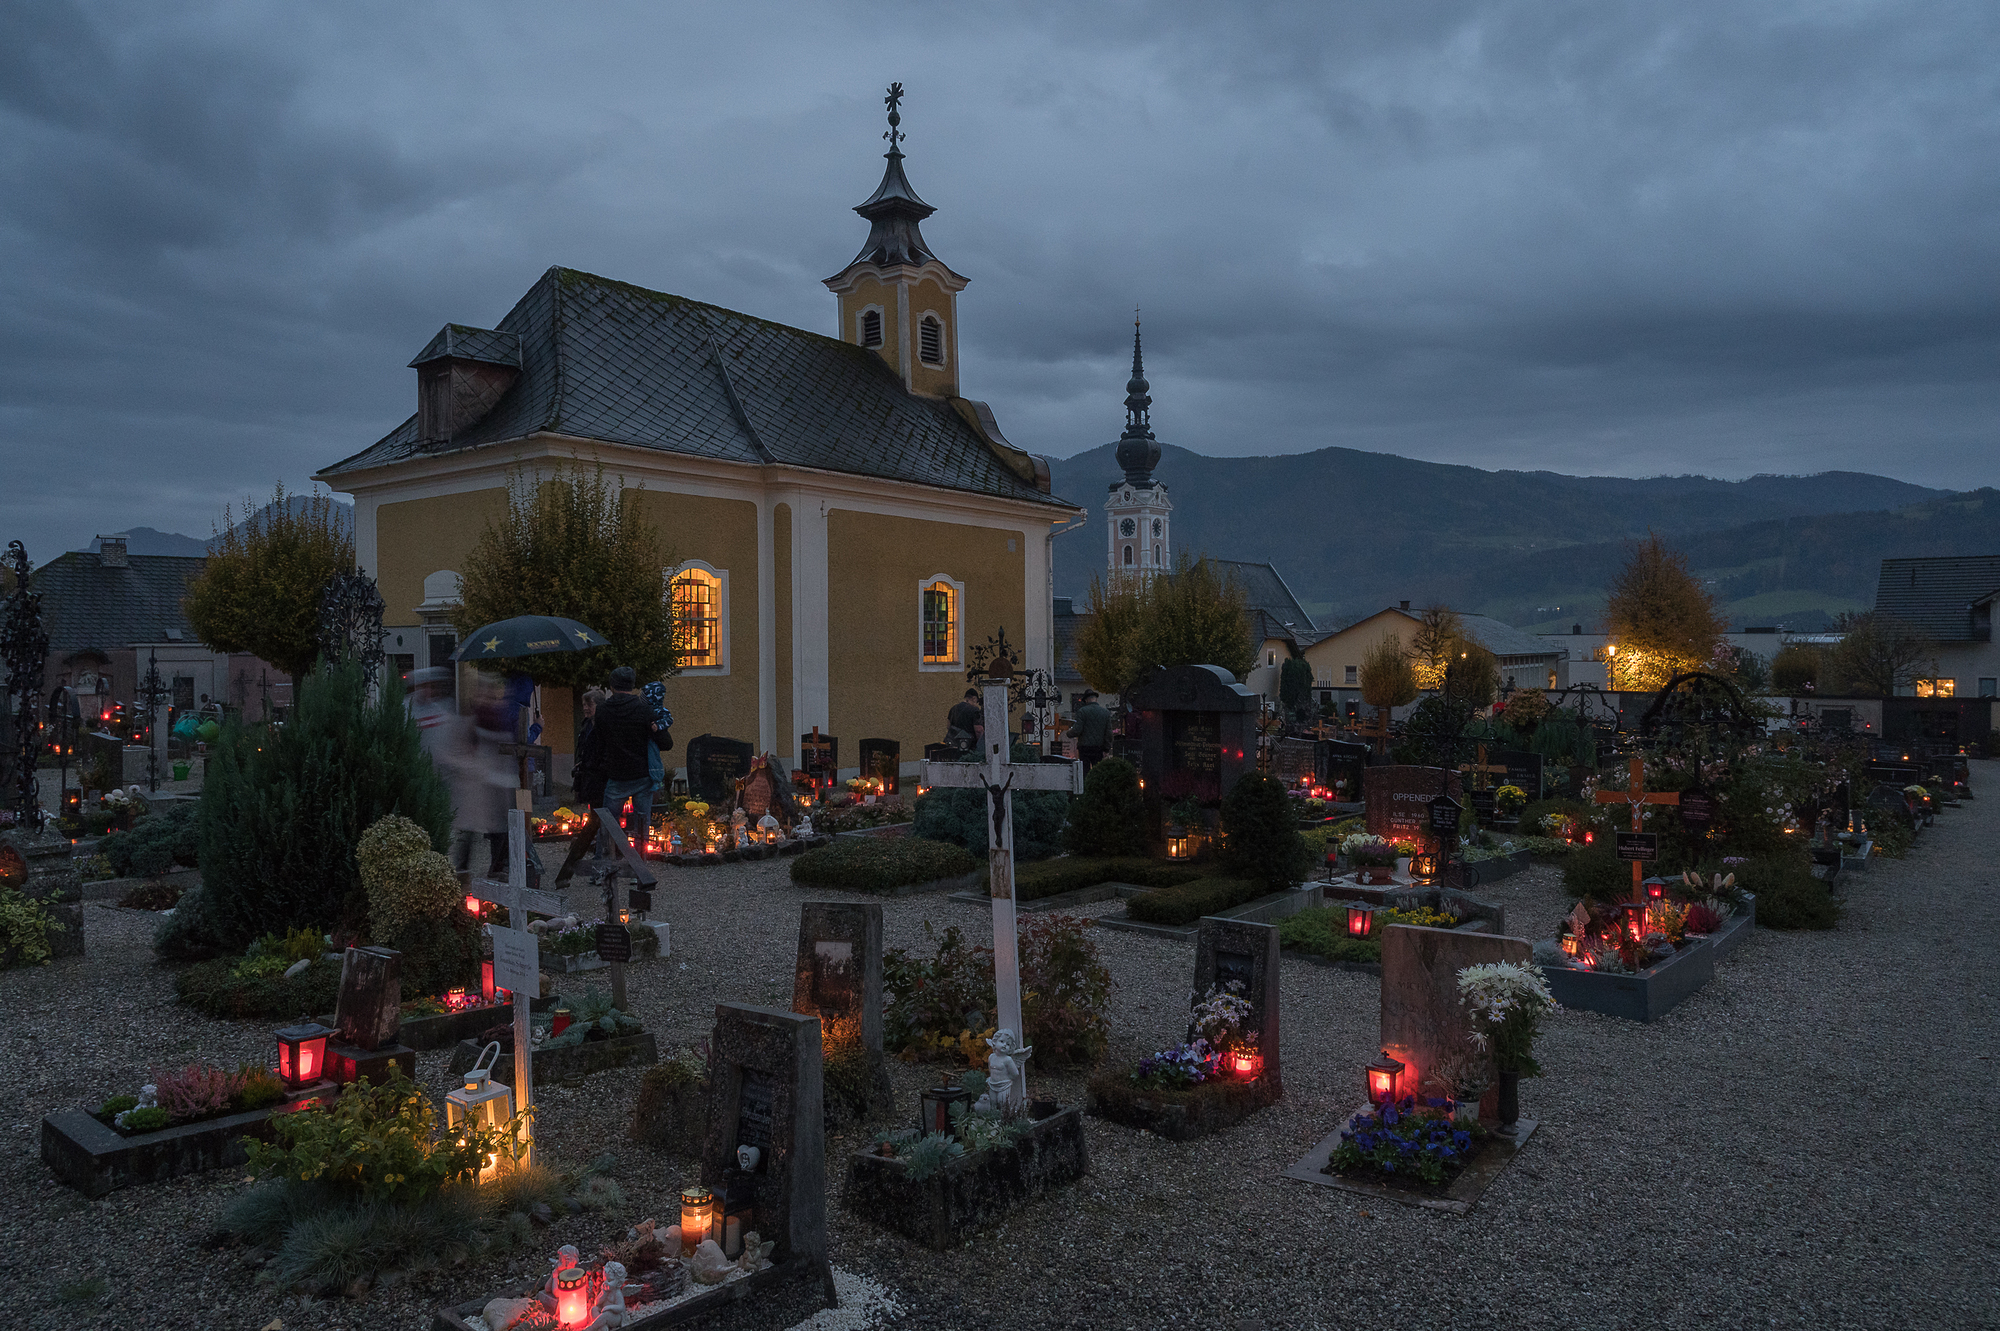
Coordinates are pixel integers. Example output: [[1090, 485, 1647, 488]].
[[921, 655, 1082, 1109], [1594, 755, 1678, 902]]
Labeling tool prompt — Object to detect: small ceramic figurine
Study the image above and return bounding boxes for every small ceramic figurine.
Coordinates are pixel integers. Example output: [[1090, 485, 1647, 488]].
[[735, 1232, 774, 1274], [983, 1028, 1034, 1110], [736, 1144, 761, 1173], [688, 1239, 733, 1285], [583, 1259, 627, 1329], [796, 815, 814, 838], [543, 1244, 580, 1295]]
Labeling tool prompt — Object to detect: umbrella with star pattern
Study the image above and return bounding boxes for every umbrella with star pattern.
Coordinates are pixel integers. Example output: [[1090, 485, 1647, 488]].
[[450, 615, 608, 662]]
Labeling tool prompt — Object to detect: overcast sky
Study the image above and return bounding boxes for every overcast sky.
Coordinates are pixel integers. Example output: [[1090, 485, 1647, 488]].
[[3, 0, 1997, 559]]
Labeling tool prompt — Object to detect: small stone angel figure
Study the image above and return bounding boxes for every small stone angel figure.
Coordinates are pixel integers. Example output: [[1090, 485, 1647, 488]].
[[583, 1260, 627, 1329], [983, 1028, 1034, 1110]]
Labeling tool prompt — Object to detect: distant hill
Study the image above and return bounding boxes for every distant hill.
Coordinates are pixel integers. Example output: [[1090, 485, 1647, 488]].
[[1049, 444, 1958, 630], [77, 496, 354, 559]]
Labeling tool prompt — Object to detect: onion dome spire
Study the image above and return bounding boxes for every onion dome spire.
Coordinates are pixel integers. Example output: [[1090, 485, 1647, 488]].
[[848, 83, 943, 269], [1115, 312, 1160, 485]]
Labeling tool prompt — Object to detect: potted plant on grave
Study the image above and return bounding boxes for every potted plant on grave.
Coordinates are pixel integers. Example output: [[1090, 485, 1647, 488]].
[[1456, 962, 1557, 1128], [1493, 785, 1527, 827], [1340, 833, 1398, 885]]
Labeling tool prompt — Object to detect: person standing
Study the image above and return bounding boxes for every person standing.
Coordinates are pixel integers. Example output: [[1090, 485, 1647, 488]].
[[554, 687, 611, 886], [945, 688, 984, 751], [1067, 689, 1112, 772], [595, 666, 667, 850]]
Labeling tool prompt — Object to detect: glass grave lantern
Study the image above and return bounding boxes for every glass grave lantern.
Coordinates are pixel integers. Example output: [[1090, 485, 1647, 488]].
[[553, 1265, 592, 1328], [679, 1185, 717, 1254], [918, 1072, 969, 1135], [273, 1019, 334, 1089], [1620, 900, 1649, 942], [1345, 901, 1378, 939], [1225, 1047, 1263, 1080], [758, 812, 782, 844], [1365, 1049, 1405, 1105], [1409, 847, 1441, 882], [1643, 877, 1668, 903], [1166, 831, 1194, 860], [444, 1041, 515, 1183]]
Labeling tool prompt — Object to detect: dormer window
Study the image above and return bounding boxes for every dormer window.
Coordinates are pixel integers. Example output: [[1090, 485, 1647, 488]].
[[860, 308, 884, 348], [918, 314, 944, 366]]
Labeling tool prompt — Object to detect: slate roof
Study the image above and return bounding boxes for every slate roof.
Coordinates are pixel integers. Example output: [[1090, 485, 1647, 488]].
[[1873, 556, 2000, 641], [1457, 613, 1562, 662], [320, 267, 1068, 509], [409, 324, 521, 368], [1211, 560, 1316, 636], [31, 551, 206, 656]]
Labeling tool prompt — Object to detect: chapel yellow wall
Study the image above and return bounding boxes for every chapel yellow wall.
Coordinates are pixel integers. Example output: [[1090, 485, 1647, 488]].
[[629, 489, 761, 752], [1301, 612, 1415, 688], [374, 488, 509, 625], [839, 274, 901, 379], [906, 274, 957, 399], [825, 509, 1024, 762], [774, 503, 794, 754]]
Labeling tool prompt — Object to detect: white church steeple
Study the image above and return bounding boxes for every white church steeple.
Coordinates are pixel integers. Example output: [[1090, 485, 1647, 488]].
[[1105, 316, 1171, 580]]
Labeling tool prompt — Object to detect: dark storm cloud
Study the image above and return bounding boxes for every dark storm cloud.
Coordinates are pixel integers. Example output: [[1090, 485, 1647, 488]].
[[2, 0, 1996, 560]]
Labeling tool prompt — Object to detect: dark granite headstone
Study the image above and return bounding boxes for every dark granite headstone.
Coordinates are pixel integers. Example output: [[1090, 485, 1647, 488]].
[[1128, 665, 1259, 807], [1271, 738, 1316, 786], [1365, 767, 1462, 844], [1380, 924, 1532, 1117], [1190, 918, 1282, 1094], [687, 734, 755, 804], [1318, 740, 1370, 802], [1492, 749, 1544, 801], [333, 946, 402, 1052], [1678, 785, 1716, 831], [857, 738, 900, 795], [701, 1003, 827, 1268]]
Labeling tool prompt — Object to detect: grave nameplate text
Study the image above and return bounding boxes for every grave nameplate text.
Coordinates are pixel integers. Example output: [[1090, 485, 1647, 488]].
[[1678, 786, 1715, 831], [1365, 766, 1462, 843], [1616, 831, 1659, 862], [1493, 749, 1544, 801], [687, 734, 756, 805]]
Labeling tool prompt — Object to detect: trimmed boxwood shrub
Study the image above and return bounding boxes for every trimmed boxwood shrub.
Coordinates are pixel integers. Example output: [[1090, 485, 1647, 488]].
[[1008, 857, 1205, 902], [100, 802, 199, 878], [1560, 841, 1629, 903], [174, 955, 343, 1019], [790, 837, 980, 894], [1220, 773, 1311, 891], [1124, 877, 1264, 926], [1731, 853, 1839, 930], [1064, 757, 1146, 857]]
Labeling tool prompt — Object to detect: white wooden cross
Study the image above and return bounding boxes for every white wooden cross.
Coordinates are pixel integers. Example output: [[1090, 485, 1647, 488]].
[[921, 669, 1083, 1107]]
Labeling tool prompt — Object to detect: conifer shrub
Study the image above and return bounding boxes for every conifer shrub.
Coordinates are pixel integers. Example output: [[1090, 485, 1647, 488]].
[[1063, 757, 1146, 858], [1733, 853, 1840, 930], [1219, 772, 1311, 891], [188, 662, 451, 952], [911, 747, 1069, 862], [100, 802, 199, 878]]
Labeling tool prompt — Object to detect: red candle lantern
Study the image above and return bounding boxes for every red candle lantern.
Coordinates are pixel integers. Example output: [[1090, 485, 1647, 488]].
[[1643, 877, 1667, 903], [551, 1007, 573, 1037], [553, 1265, 592, 1328], [1365, 1049, 1405, 1105], [1227, 1049, 1262, 1080], [273, 1019, 334, 1089], [464, 894, 482, 915], [1345, 902, 1377, 939], [1620, 901, 1648, 942]]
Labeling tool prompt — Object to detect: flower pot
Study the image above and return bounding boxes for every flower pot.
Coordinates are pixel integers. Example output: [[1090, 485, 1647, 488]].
[[1496, 1070, 1520, 1126], [1395, 856, 1410, 877], [171, 762, 190, 780], [1454, 1096, 1482, 1127]]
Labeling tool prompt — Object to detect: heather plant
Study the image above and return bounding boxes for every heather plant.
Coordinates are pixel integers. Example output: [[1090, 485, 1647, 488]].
[[152, 1065, 238, 1122]]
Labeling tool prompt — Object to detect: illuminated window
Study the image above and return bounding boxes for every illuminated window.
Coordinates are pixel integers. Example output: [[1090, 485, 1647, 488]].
[[919, 575, 962, 668], [918, 314, 944, 366], [859, 307, 883, 348], [669, 563, 728, 672], [1915, 678, 1955, 698]]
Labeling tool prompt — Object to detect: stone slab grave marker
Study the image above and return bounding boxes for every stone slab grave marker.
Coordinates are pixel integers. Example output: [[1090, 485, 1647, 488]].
[[857, 737, 901, 796], [1380, 923, 1534, 1124], [686, 733, 756, 805], [798, 729, 837, 793], [1128, 663, 1260, 811], [330, 946, 417, 1087], [1191, 917, 1282, 1094], [1593, 756, 1679, 902], [792, 902, 891, 1112], [1319, 739, 1370, 803], [1272, 737, 1317, 787], [1492, 749, 1544, 802], [922, 661, 1083, 1109], [700, 1002, 833, 1296], [1365, 766, 1462, 845], [1457, 744, 1509, 825]]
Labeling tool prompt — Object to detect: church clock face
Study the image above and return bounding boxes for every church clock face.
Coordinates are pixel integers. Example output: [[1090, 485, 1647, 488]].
[[1119, 518, 1136, 538]]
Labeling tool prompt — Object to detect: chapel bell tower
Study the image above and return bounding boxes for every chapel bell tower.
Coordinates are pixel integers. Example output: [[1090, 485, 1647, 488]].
[[825, 84, 968, 398], [1106, 318, 1172, 581]]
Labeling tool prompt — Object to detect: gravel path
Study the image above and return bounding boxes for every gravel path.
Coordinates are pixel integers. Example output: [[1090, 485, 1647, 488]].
[[9, 790, 1996, 1329]]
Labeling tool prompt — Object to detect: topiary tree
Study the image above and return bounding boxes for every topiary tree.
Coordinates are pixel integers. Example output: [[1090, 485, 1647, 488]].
[[183, 484, 353, 681], [1279, 656, 1313, 722], [1359, 637, 1417, 710], [186, 661, 452, 953], [354, 813, 480, 997], [1220, 771, 1311, 892], [1064, 757, 1146, 857]]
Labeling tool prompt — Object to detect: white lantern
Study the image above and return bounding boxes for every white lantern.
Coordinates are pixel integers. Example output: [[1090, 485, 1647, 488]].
[[445, 1041, 515, 1183], [758, 812, 781, 844]]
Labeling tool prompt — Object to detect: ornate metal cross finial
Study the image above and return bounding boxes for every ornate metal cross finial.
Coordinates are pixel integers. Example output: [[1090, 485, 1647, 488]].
[[883, 82, 906, 149]]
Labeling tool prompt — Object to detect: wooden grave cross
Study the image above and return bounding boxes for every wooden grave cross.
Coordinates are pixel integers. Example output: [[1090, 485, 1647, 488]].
[[589, 802, 658, 1011], [1593, 755, 1679, 902], [1457, 743, 1508, 792], [1357, 706, 1391, 754], [920, 667, 1083, 1108]]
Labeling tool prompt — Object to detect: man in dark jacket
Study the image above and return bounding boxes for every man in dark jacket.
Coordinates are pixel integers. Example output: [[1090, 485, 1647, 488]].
[[945, 688, 983, 751], [1066, 689, 1112, 772], [595, 665, 668, 855], [553, 688, 610, 886]]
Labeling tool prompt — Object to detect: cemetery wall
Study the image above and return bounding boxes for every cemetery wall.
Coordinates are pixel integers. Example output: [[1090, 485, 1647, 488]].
[[827, 508, 1024, 765]]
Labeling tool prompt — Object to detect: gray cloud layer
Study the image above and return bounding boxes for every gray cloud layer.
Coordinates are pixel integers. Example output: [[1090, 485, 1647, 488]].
[[2, 0, 1995, 559]]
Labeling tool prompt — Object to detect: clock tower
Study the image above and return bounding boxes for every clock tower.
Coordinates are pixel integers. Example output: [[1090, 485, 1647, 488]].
[[1105, 318, 1171, 581]]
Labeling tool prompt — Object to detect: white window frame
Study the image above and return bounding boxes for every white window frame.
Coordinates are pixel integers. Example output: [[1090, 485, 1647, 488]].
[[917, 573, 964, 671], [916, 310, 947, 367], [669, 560, 730, 675], [856, 304, 886, 349]]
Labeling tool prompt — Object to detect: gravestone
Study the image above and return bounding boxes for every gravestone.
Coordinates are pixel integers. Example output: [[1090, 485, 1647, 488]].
[[1318, 740, 1370, 804], [1271, 738, 1316, 787], [798, 732, 837, 784], [1189, 918, 1282, 1095], [736, 755, 799, 827], [1127, 665, 1259, 808], [857, 738, 900, 796], [1379, 924, 1532, 1119], [791, 902, 891, 1115], [1678, 785, 1716, 833], [1364, 767, 1462, 844], [329, 946, 417, 1086], [701, 1003, 828, 1271], [1493, 749, 1544, 802], [686, 733, 755, 805]]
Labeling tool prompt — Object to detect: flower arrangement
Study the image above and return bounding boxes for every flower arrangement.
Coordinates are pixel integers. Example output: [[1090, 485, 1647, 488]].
[[1130, 1040, 1215, 1091], [1332, 1095, 1480, 1185], [1340, 834, 1398, 867], [1457, 962, 1558, 1077], [1494, 785, 1528, 815]]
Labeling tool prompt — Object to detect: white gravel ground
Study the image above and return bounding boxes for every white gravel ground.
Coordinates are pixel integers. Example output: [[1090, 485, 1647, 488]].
[[7, 784, 1995, 1330]]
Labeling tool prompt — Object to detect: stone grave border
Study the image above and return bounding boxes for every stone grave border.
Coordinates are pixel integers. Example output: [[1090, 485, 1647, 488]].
[[76, 866, 202, 902], [657, 835, 826, 867], [448, 1032, 660, 1085], [948, 882, 1325, 941], [315, 992, 557, 1053], [1539, 893, 1757, 1022], [430, 1256, 824, 1331], [1087, 1076, 1281, 1141], [1283, 1111, 1539, 1216], [42, 1086, 329, 1197], [841, 1104, 1088, 1250]]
